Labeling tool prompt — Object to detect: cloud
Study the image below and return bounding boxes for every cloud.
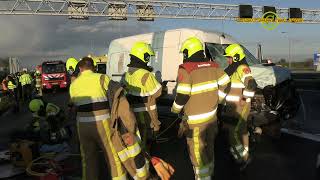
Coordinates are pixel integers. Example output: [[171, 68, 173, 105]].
[[0, 16, 151, 67]]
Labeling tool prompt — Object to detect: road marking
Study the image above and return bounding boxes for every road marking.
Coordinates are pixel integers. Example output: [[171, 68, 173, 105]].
[[281, 128, 320, 142], [297, 89, 320, 93]]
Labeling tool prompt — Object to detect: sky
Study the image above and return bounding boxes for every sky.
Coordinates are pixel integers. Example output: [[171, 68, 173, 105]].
[[1, 0, 320, 68]]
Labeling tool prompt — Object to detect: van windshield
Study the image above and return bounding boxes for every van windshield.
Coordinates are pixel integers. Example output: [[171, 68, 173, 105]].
[[205, 43, 260, 69]]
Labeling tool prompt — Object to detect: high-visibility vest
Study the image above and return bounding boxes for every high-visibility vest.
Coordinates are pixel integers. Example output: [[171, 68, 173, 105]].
[[7, 81, 16, 90], [226, 64, 255, 102], [124, 68, 161, 97], [19, 74, 32, 86], [69, 70, 111, 122], [124, 68, 162, 113]]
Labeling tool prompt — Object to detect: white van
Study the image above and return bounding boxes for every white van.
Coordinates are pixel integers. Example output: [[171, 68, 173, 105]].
[[107, 28, 291, 95]]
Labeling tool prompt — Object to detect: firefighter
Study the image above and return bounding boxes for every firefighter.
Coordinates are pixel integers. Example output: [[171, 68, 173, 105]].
[[66, 57, 79, 83], [1, 77, 8, 96], [34, 70, 42, 96], [15, 72, 22, 102], [7, 74, 19, 112], [171, 37, 230, 179], [69, 57, 173, 180], [28, 98, 67, 143], [19, 69, 32, 102], [123, 42, 162, 151], [222, 44, 257, 166]]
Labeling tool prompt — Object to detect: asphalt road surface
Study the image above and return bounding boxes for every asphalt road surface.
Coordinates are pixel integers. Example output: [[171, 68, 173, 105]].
[[0, 87, 319, 180]]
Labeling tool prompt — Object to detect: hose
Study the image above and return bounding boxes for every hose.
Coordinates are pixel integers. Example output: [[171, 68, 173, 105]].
[[26, 154, 57, 177], [155, 117, 181, 143], [26, 153, 81, 177]]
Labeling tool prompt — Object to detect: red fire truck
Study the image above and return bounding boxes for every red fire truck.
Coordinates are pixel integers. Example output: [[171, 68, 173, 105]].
[[40, 61, 68, 90]]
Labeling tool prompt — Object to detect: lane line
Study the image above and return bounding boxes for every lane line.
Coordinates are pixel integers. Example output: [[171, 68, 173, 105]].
[[281, 128, 320, 142]]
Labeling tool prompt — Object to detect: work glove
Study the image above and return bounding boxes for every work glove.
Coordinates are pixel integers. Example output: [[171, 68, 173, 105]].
[[151, 157, 175, 180]]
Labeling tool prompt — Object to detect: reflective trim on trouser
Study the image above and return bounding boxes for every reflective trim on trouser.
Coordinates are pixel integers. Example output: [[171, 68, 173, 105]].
[[194, 163, 213, 180], [186, 121, 218, 179], [101, 120, 126, 179], [112, 173, 127, 180], [133, 105, 156, 112], [135, 162, 148, 179], [77, 120, 126, 180], [227, 101, 251, 162], [230, 145, 249, 161]]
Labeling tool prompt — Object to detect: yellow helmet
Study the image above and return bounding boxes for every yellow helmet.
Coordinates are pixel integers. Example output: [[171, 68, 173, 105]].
[[29, 99, 44, 112], [91, 57, 97, 67], [130, 42, 155, 63], [66, 57, 78, 71], [180, 37, 204, 58], [224, 44, 246, 62]]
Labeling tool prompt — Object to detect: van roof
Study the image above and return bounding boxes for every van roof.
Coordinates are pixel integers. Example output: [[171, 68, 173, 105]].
[[110, 28, 236, 43], [108, 28, 238, 54]]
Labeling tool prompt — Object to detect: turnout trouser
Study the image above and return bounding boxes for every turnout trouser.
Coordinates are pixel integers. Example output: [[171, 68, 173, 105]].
[[134, 109, 159, 151], [9, 89, 19, 111], [224, 101, 251, 162], [77, 120, 126, 180], [186, 120, 218, 180], [22, 84, 31, 102]]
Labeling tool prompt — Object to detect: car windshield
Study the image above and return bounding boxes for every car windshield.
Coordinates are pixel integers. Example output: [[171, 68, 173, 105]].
[[42, 63, 65, 74], [205, 43, 260, 69]]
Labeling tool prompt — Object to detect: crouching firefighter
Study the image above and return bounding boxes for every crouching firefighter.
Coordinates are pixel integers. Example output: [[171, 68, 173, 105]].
[[28, 99, 69, 143], [107, 79, 174, 180], [171, 37, 230, 179], [222, 44, 257, 167]]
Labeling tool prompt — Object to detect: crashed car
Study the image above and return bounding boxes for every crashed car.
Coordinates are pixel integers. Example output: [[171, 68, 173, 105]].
[[205, 43, 300, 135]]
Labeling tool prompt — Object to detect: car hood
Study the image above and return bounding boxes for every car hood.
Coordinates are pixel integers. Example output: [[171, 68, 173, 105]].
[[250, 64, 291, 89]]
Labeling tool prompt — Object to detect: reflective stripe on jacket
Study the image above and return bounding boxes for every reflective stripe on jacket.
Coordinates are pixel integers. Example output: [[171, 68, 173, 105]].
[[35, 76, 42, 88], [7, 81, 16, 90]]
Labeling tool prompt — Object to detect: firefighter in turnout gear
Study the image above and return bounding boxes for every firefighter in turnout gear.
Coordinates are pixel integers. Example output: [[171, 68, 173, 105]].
[[28, 98, 67, 143], [223, 44, 257, 165], [171, 37, 230, 179], [124, 42, 162, 150], [66, 57, 79, 83], [34, 70, 42, 96]]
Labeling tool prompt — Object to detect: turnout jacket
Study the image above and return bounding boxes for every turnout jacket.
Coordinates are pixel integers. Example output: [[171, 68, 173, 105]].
[[171, 61, 230, 125]]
